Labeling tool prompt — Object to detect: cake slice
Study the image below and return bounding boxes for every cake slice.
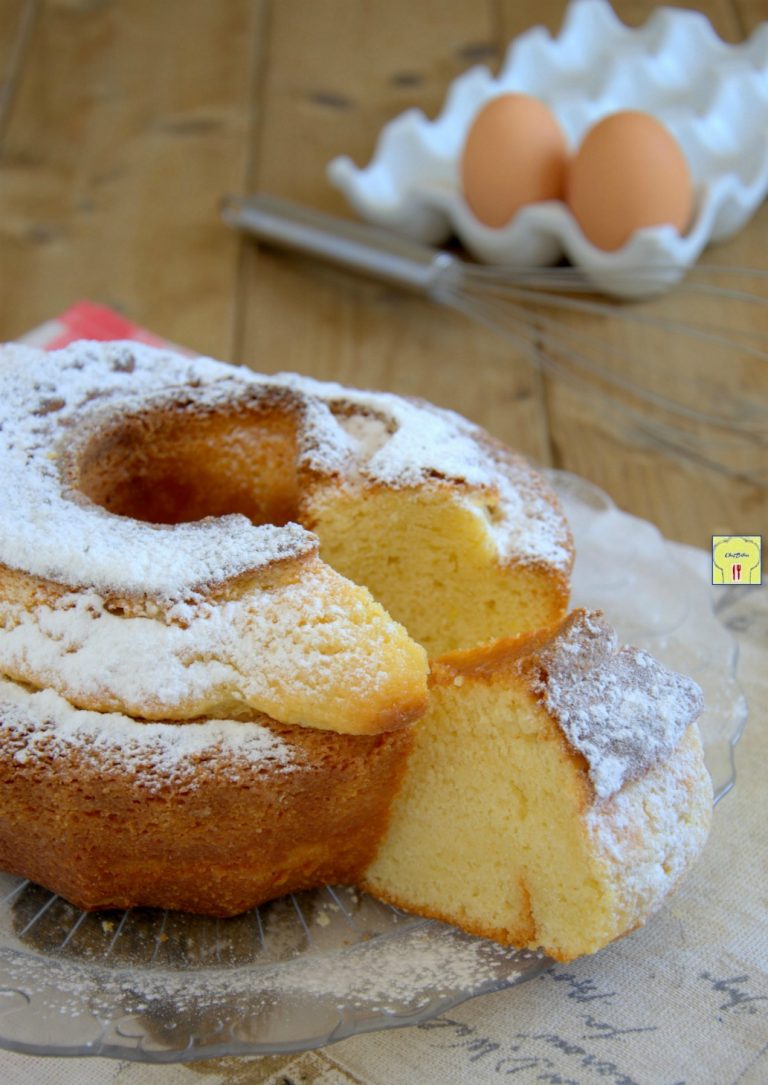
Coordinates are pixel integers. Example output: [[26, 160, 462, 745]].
[[363, 609, 712, 961]]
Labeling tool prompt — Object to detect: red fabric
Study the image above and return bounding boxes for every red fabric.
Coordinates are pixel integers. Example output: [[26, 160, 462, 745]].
[[35, 301, 182, 351]]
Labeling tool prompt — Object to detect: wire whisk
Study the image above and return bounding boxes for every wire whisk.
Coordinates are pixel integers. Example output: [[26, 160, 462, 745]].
[[221, 194, 768, 488]]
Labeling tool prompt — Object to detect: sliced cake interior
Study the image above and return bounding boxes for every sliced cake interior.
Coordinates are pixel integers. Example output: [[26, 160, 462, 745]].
[[310, 487, 570, 656], [281, 382, 573, 656], [362, 609, 712, 961]]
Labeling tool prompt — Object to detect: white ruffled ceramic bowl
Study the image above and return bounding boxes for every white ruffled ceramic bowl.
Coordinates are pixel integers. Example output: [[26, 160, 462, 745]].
[[328, 0, 768, 298]]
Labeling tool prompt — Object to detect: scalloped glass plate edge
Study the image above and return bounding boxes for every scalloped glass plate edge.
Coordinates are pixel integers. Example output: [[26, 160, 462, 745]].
[[0, 919, 548, 1061]]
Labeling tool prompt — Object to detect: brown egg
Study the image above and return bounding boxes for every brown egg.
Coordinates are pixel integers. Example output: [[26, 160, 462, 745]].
[[566, 110, 694, 251], [460, 93, 569, 228]]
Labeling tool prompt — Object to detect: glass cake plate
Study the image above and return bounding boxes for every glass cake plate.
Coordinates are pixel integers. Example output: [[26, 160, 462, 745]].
[[0, 472, 747, 1062]]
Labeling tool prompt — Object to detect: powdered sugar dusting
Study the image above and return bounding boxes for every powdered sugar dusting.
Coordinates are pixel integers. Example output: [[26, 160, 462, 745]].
[[0, 341, 569, 602], [0, 915, 535, 1059], [533, 610, 704, 800], [1, 340, 565, 720], [273, 372, 572, 572], [587, 727, 712, 923], [0, 566, 419, 726], [256, 924, 526, 1008], [0, 675, 295, 791], [0, 341, 316, 598]]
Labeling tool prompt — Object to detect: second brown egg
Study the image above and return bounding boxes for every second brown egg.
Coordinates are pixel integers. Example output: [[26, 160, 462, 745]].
[[566, 110, 694, 252]]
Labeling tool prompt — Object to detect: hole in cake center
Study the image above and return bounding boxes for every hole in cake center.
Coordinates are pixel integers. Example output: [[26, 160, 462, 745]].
[[76, 403, 301, 526]]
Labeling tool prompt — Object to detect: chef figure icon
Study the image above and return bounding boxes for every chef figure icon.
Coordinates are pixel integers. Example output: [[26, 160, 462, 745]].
[[712, 536, 762, 585]]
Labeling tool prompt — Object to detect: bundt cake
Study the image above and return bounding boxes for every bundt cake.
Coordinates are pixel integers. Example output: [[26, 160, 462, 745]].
[[363, 610, 712, 962], [0, 340, 711, 958], [0, 341, 571, 729]]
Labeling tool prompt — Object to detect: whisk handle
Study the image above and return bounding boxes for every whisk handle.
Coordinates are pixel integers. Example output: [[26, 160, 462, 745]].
[[221, 194, 460, 297]]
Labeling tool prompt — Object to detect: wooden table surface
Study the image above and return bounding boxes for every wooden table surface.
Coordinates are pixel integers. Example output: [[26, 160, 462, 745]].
[[0, 0, 766, 548]]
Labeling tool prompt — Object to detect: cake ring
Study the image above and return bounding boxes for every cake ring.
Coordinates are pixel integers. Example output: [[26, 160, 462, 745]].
[[0, 341, 711, 959], [0, 340, 572, 730]]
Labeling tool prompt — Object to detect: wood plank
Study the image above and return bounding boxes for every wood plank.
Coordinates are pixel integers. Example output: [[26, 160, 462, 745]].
[[0, 0, 36, 146], [496, 0, 767, 546], [0, 0, 261, 357], [497, 0, 743, 38], [236, 0, 552, 467], [0, 1, 32, 79], [730, 0, 768, 35]]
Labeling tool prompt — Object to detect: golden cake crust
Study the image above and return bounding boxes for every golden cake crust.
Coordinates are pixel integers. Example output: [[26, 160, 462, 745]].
[[0, 677, 413, 915]]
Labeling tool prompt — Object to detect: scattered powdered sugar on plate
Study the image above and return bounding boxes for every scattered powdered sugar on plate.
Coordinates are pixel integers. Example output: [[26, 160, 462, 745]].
[[260, 925, 532, 1012], [0, 920, 537, 1056]]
